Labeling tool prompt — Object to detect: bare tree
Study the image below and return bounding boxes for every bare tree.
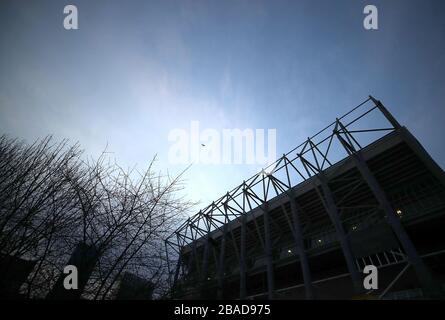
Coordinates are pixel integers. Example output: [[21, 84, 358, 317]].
[[0, 135, 193, 299]]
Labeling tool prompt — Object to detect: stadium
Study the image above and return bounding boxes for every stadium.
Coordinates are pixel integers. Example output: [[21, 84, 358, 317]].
[[165, 96, 445, 300]]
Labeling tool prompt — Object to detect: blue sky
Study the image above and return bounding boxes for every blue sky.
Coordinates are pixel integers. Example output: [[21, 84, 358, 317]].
[[1, 0, 445, 210]]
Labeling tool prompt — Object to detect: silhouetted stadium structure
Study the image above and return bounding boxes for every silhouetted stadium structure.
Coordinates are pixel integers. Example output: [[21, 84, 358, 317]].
[[165, 96, 445, 300]]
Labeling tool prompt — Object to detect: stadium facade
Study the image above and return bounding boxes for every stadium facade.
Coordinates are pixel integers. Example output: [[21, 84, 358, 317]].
[[165, 96, 445, 300]]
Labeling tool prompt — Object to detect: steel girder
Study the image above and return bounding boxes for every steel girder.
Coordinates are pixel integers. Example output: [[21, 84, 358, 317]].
[[165, 96, 437, 299]]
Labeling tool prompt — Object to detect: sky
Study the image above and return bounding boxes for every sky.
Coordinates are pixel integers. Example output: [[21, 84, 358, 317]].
[[1, 0, 445, 213]]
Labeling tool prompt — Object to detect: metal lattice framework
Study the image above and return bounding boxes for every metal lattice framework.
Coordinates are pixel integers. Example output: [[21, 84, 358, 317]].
[[164, 96, 444, 299]]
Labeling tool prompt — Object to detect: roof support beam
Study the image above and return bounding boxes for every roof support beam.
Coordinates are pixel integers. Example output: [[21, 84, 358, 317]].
[[335, 118, 441, 298], [300, 149, 363, 294], [317, 171, 363, 294], [286, 190, 314, 299]]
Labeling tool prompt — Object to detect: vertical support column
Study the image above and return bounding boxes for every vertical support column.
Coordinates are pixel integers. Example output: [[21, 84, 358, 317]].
[[191, 240, 201, 278], [217, 224, 227, 300], [172, 253, 182, 291], [170, 250, 183, 299], [287, 191, 314, 299], [263, 204, 275, 300], [342, 147, 440, 297], [201, 237, 210, 281], [200, 236, 211, 299], [239, 213, 247, 299], [186, 249, 194, 276], [317, 173, 363, 294], [335, 113, 441, 297]]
